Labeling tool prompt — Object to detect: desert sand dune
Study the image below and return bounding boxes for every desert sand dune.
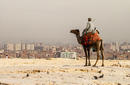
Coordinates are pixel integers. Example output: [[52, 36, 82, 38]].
[[0, 58, 130, 85]]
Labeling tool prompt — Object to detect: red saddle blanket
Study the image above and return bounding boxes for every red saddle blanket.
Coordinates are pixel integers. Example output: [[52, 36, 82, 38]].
[[82, 32, 101, 45]]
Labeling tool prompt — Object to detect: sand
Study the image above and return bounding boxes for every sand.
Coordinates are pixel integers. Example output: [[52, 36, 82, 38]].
[[0, 58, 130, 85]]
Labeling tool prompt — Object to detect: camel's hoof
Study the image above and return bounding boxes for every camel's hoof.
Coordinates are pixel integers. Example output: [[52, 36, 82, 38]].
[[93, 65, 96, 67], [88, 64, 91, 66], [101, 64, 104, 67], [84, 65, 87, 67]]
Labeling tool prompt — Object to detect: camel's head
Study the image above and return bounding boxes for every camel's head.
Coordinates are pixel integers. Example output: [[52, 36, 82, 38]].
[[70, 29, 80, 35]]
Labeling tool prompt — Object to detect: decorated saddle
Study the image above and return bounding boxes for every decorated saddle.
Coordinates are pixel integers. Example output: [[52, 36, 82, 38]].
[[82, 32, 101, 46]]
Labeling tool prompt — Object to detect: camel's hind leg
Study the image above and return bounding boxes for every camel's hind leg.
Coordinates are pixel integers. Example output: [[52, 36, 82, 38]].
[[93, 41, 100, 67], [100, 40, 104, 66], [101, 50, 104, 66], [93, 50, 100, 67]]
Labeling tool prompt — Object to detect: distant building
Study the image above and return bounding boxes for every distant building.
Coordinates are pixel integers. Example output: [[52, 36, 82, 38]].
[[0, 49, 4, 53], [0, 42, 4, 49], [115, 42, 119, 52], [120, 45, 128, 50], [110, 42, 120, 52], [60, 52, 77, 59], [26, 44, 34, 50], [35, 46, 43, 51], [30, 44, 35, 50], [6, 43, 14, 51], [110, 43, 116, 51], [15, 43, 21, 51], [55, 52, 61, 58], [128, 45, 130, 49], [120, 42, 130, 51], [52, 46, 56, 53], [21, 43, 26, 50]]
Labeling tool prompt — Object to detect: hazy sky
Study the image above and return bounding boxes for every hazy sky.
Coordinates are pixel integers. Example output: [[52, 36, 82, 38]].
[[0, 0, 130, 43]]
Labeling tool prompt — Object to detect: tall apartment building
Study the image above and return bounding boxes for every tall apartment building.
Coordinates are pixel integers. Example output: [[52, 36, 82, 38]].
[[110, 42, 120, 52], [15, 43, 21, 51], [21, 43, 26, 50], [30, 44, 34, 50], [0, 42, 3, 49], [5, 43, 14, 51], [115, 42, 119, 52], [26, 44, 34, 50]]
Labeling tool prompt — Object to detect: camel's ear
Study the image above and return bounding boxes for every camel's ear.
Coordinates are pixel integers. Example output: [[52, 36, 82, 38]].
[[96, 30, 100, 34]]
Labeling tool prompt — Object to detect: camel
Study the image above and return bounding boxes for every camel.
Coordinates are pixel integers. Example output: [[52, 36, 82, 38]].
[[70, 29, 104, 67]]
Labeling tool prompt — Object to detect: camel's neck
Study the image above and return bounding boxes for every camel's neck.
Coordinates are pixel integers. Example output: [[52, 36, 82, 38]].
[[75, 33, 82, 44]]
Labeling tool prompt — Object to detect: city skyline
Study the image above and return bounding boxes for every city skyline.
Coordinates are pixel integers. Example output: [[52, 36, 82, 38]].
[[0, 0, 130, 43], [0, 40, 129, 60]]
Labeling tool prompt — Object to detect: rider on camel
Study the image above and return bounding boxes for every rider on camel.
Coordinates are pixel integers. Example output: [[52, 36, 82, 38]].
[[82, 18, 100, 46], [82, 18, 96, 36]]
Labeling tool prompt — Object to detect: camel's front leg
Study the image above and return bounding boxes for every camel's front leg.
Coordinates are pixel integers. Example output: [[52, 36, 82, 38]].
[[87, 49, 91, 66], [83, 46, 88, 66]]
